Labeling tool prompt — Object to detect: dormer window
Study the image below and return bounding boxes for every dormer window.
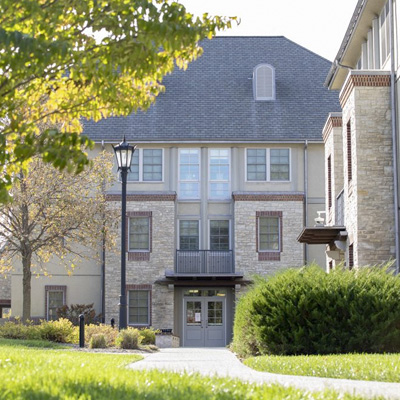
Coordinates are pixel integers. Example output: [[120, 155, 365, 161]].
[[253, 64, 275, 101]]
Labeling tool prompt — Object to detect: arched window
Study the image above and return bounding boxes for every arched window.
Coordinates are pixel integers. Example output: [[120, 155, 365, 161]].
[[253, 64, 275, 101]]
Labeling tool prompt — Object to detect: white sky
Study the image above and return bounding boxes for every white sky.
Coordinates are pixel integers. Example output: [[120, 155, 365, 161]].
[[179, 0, 359, 61]]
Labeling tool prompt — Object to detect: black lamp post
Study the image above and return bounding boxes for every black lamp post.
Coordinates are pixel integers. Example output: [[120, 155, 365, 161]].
[[112, 136, 136, 330]]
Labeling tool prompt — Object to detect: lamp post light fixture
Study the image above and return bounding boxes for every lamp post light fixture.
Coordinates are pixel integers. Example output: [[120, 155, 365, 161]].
[[112, 136, 136, 330]]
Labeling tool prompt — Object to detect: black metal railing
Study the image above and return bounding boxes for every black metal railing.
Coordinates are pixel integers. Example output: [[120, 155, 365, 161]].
[[336, 189, 345, 226], [175, 250, 234, 274]]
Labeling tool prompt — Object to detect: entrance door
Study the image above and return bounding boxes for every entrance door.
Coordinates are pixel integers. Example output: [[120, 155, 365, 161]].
[[184, 296, 225, 347]]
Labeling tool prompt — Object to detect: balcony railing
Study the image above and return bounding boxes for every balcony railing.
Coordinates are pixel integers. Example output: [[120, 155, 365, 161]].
[[336, 189, 345, 226], [175, 250, 234, 274]]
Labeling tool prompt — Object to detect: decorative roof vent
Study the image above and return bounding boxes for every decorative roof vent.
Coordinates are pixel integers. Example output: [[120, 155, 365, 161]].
[[253, 64, 275, 101]]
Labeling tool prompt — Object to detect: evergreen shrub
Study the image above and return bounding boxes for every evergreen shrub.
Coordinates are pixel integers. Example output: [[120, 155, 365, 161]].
[[139, 328, 158, 345], [116, 328, 141, 349], [0, 320, 41, 340], [89, 333, 107, 349], [38, 318, 75, 343], [84, 324, 118, 347], [232, 265, 400, 356]]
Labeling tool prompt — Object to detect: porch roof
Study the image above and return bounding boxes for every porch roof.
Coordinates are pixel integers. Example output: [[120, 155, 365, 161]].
[[297, 226, 347, 245]]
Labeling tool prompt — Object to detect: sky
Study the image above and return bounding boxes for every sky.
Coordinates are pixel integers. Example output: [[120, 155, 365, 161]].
[[179, 0, 359, 62]]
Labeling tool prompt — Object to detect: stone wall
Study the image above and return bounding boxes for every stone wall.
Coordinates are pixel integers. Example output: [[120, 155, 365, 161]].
[[340, 72, 395, 266], [234, 193, 304, 276], [105, 197, 175, 329]]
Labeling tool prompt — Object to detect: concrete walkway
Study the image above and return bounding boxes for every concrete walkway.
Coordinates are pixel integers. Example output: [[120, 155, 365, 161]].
[[129, 348, 400, 399]]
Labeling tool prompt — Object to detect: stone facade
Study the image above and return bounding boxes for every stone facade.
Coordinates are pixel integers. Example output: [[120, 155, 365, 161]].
[[234, 194, 304, 275], [105, 197, 175, 329], [340, 71, 395, 267]]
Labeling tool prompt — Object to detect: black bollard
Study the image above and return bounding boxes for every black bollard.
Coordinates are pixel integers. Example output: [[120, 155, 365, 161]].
[[111, 318, 115, 329], [79, 314, 85, 348]]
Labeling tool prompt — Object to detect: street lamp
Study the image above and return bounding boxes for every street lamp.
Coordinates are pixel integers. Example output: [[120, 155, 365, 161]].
[[113, 136, 136, 330]]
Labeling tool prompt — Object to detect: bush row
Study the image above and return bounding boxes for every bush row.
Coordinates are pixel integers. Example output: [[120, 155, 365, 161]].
[[231, 265, 400, 356], [0, 319, 157, 349]]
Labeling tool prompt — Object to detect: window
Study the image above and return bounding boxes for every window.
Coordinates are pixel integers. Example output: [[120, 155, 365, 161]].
[[179, 149, 200, 199], [253, 64, 276, 101], [209, 149, 230, 199], [379, 1, 390, 65], [346, 120, 352, 184], [126, 149, 163, 182], [247, 149, 266, 181], [129, 217, 150, 251], [246, 148, 290, 181], [327, 155, 332, 209], [256, 211, 282, 261], [128, 290, 150, 326], [45, 286, 66, 321], [210, 220, 230, 250], [179, 220, 199, 250], [348, 244, 354, 270]]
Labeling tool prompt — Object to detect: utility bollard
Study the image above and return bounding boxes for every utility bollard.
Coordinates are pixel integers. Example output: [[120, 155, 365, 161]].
[[79, 314, 85, 348], [111, 318, 115, 329]]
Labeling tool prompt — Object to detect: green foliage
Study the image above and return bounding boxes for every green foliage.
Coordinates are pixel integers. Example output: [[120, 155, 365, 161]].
[[0, 338, 69, 349], [0, 0, 235, 202], [56, 303, 101, 326], [84, 324, 118, 348], [37, 319, 75, 343], [244, 353, 400, 383], [232, 265, 400, 356], [0, 320, 41, 340], [116, 327, 142, 349], [0, 343, 363, 400], [89, 333, 107, 349], [139, 328, 158, 345]]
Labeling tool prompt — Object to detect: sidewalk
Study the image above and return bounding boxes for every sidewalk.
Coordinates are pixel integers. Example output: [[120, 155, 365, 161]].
[[128, 348, 400, 399]]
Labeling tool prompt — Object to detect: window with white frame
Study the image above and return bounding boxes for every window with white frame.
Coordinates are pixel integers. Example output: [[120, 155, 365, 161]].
[[179, 149, 200, 199], [258, 216, 280, 252], [253, 64, 276, 101], [47, 290, 65, 320], [126, 149, 163, 182], [210, 220, 230, 250], [179, 220, 199, 250], [128, 290, 150, 325], [246, 148, 290, 181], [209, 149, 230, 199], [379, 1, 390, 65], [129, 217, 150, 251]]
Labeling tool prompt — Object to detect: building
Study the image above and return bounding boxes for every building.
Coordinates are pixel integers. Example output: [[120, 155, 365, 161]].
[[2, 37, 340, 345], [298, 0, 400, 274]]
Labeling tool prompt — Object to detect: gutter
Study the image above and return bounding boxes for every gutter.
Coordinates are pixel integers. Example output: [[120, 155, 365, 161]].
[[389, 0, 400, 274]]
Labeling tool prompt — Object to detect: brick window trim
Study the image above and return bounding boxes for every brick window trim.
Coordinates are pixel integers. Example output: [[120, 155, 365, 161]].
[[45, 285, 66, 320], [348, 244, 354, 270], [106, 193, 176, 202], [256, 211, 283, 261], [126, 211, 152, 261], [327, 155, 332, 209], [233, 193, 304, 202], [322, 115, 343, 142], [126, 284, 152, 327], [0, 299, 11, 306]]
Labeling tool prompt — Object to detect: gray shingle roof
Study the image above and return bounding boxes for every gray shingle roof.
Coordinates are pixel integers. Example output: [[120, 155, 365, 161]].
[[83, 36, 340, 143]]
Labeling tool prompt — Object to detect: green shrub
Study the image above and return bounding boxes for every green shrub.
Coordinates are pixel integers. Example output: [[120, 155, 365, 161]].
[[38, 319, 75, 343], [139, 328, 158, 345], [116, 328, 141, 349], [56, 304, 101, 325], [89, 334, 107, 349], [0, 320, 41, 340], [85, 324, 118, 347], [232, 265, 400, 356]]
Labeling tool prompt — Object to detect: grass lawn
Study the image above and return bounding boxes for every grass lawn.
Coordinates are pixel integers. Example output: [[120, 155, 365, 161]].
[[0, 339, 373, 399], [244, 353, 400, 382]]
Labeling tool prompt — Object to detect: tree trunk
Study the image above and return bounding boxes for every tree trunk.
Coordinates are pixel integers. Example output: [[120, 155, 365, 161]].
[[22, 251, 32, 322]]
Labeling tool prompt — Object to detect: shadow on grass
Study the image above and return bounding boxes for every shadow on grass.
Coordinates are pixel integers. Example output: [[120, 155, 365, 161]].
[[0, 338, 68, 349]]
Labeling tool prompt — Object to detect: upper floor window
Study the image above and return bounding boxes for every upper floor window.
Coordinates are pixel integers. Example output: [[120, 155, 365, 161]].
[[126, 149, 163, 182], [210, 220, 230, 250], [379, 1, 390, 65], [129, 216, 150, 251], [179, 149, 200, 199], [179, 220, 199, 250], [246, 148, 290, 182], [253, 64, 276, 101], [209, 149, 230, 199], [256, 211, 283, 261]]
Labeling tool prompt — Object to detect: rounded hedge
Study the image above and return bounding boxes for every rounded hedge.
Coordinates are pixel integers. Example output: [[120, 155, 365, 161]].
[[231, 265, 400, 356]]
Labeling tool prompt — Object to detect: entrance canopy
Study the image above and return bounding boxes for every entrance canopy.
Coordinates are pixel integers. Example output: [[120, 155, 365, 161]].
[[297, 226, 347, 245]]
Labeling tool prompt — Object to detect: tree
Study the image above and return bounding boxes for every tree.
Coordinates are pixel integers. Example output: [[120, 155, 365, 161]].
[[0, 0, 235, 202], [0, 153, 115, 321]]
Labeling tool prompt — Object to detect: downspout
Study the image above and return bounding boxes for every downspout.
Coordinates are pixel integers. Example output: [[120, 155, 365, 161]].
[[304, 140, 308, 265], [389, 0, 400, 274], [101, 140, 106, 322]]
